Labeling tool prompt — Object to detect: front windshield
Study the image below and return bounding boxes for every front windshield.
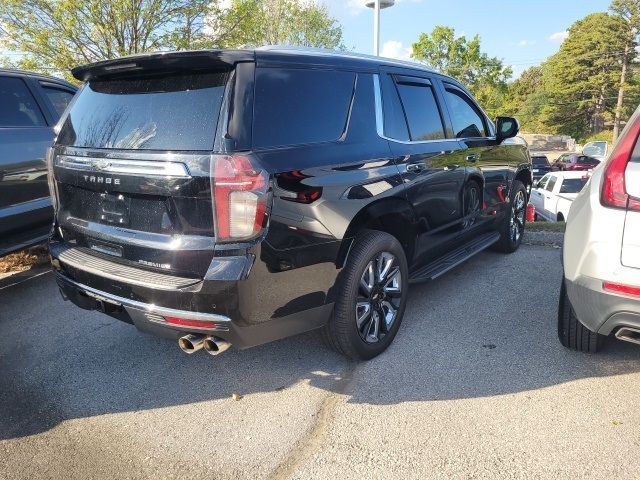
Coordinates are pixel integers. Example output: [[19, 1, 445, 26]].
[[583, 141, 607, 157]]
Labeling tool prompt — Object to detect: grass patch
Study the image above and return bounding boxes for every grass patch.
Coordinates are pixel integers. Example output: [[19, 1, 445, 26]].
[[527, 221, 566, 233], [0, 244, 49, 274]]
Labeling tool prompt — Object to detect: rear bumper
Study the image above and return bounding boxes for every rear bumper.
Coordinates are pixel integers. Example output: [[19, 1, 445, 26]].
[[565, 275, 640, 335], [50, 235, 340, 349], [55, 270, 335, 349]]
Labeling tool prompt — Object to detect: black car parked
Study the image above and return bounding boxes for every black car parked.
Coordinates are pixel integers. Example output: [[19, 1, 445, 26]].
[[49, 47, 532, 360], [551, 153, 600, 171], [530, 154, 551, 182], [0, 69, 76, 256]]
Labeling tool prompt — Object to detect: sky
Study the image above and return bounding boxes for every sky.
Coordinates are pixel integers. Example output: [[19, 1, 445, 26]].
[[321, 0, 612, 78], [1, 0, 613, 79]]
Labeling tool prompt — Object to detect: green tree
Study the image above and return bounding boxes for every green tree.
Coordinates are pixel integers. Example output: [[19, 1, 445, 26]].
[[0, 0, 343, 80], [0, 0, 213, 78], [202, 0, 343, 50], [411, 26, 512, 118], [502, 66, 548, 132], [540, 12, 631, 140], [610, 0, 640, 141]]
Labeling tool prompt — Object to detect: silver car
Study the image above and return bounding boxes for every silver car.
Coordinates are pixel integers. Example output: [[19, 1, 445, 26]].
[[560, 106, 640, 352]]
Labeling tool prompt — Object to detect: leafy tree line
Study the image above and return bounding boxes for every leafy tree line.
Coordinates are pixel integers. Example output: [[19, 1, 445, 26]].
[[411, 0, 640, 142], [0, 0, 343, 81], [3, 0, 639, 142], [503, 4, 640, 142]]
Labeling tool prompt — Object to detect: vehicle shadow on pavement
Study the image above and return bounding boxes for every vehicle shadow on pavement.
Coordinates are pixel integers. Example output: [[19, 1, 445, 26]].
[[2, 246, 639, 440], [338, 247, 640, 405]]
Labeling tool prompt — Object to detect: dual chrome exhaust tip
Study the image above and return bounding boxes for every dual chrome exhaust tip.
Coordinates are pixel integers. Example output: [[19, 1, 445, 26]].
[[178, 334, 231, 356], [615, 326, 640, 346]]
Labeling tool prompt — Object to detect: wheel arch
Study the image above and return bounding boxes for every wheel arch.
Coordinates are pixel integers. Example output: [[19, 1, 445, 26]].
[[515, 167, 533, 194], [336, 197, 418, 268]]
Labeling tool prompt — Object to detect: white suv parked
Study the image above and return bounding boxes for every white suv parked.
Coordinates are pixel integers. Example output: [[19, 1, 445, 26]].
[[560, 106, 640, 352]]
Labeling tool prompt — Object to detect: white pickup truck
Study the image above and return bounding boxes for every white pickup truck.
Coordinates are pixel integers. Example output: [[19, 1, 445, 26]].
[[530, 171, 591, 222]]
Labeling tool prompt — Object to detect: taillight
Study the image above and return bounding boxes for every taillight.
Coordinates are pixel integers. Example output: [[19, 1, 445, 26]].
[[601, 115, 640, 211], [211, 154, 269, 241], [276, 170, 322, 204], [603, 281, 640, 298], [165, 316, 219, 329]]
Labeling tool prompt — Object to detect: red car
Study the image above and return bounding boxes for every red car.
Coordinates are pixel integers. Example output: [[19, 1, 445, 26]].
[[551, 153, 600, 171]]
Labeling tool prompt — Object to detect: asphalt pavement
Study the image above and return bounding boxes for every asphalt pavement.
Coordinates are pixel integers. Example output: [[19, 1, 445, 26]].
[[2, 243, 640, 479]]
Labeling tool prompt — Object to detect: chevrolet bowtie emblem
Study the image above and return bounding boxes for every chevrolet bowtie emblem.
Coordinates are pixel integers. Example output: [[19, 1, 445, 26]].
[[92, 159, 111, 171]]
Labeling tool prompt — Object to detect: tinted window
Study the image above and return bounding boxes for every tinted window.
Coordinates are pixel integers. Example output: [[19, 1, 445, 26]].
[[58, 73, 228, 150], [546, 176, 557, 192], [583, 141, 607, 157], [395, 80, 445, 141], [577, 155, 599, 164], [41, 84, 75, 118], [0, 76, 46, 127], [532, 156, 549, 166], [444, 87, 486, 138], [560, 178, 588, 193], [381, 75, 409, 141], [537, 174, 550, 190], [253, 68, 355, 149]]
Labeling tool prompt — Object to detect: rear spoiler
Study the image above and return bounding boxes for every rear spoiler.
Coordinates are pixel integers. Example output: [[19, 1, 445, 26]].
[[71, 49, 255, 82]]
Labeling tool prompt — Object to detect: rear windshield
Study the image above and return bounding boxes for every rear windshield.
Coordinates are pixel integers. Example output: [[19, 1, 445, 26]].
[[577, 155, 599, 164], [560, 178, 588, 193], [57, 72, 228, 150], [531, 156, 549, 166]]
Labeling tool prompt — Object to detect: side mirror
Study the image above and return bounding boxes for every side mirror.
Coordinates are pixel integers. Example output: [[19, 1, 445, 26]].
[[496, 116, 520, 143]]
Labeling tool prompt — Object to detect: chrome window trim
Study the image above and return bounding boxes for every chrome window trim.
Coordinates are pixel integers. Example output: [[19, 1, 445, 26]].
[[55, 154, 191, 177], [373, 73, 462, 147]]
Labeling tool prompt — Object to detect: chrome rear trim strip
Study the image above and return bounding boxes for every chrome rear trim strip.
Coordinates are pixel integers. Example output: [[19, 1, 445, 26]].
[[56, 272, 231, 328], [55, 155, 191, 177]]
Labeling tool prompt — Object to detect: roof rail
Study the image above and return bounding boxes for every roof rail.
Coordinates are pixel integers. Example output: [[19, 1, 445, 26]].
[[256, 45, 436, 73]]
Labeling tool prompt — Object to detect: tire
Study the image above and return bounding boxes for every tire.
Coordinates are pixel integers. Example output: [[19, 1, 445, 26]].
[[323, 230, 408, 360], [557, 278, 602, 353], [493, 180, 527, 253]]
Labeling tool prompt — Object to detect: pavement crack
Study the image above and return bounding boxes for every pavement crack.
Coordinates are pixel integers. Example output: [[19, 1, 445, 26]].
[[268, 363, 358, 480]]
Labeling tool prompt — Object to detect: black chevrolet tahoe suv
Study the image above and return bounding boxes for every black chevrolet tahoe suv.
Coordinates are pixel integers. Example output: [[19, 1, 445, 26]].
[[49, 47, 532, 360], [0, 69, 76, 255]]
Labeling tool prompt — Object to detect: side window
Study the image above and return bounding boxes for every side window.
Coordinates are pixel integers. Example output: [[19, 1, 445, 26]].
[[0, 76, 46, 127], [546, 176, 558, 192], [537, 174, 550, 190], [380, 74, 409, 141], [394, 78, 445, 141], [40, 84, 75, 119], [444, 86, 487, 138], [253, 68, 355, 149]]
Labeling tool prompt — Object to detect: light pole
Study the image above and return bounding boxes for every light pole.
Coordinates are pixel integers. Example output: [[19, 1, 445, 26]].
[[365, 0, 395, 56]]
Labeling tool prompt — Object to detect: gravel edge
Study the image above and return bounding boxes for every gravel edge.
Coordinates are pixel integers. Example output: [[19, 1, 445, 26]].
[[523, 230, 564, 247]]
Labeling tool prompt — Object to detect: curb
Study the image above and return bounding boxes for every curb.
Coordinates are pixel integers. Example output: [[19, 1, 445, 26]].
[[523, 230, 564, 247]]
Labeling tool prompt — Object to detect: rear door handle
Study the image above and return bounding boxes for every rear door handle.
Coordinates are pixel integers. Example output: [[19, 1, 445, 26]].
[[406, 163, 424, 173], [466, 154, 478, 162]]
